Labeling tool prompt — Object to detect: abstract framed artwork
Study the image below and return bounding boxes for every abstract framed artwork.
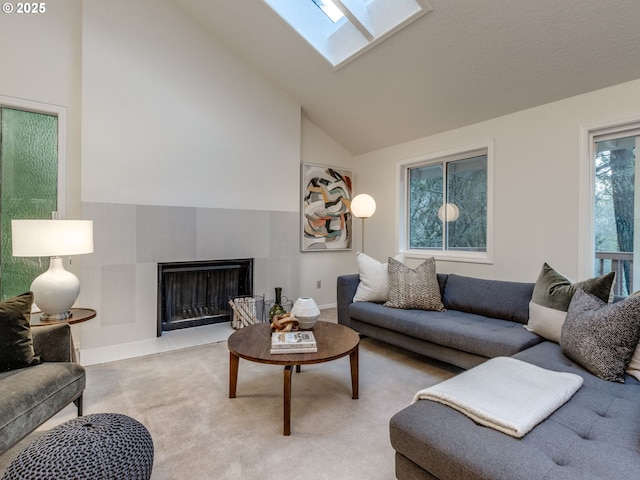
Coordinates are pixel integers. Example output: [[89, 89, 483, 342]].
[[301, 164, 353, 251]]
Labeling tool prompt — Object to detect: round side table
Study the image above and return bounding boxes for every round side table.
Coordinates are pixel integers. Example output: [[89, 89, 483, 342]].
[[30, 308, 96, 327]]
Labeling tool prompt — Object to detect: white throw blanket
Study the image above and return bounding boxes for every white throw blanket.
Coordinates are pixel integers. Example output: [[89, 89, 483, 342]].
[[412, 356, 583, 438]]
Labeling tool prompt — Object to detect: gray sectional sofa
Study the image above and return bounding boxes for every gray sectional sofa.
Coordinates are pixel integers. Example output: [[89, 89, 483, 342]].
[[337, 273, 543, 369], [337, 272, 640, 480], [0, 322, 85, 455]]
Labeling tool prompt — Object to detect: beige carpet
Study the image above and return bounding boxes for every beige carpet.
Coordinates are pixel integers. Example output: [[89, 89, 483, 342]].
[[0, 330, 459, 479]]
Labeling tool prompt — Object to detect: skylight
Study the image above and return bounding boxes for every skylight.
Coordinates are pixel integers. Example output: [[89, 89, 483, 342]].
[[311, 0, 344, 23], [262, 0, 433, 69]]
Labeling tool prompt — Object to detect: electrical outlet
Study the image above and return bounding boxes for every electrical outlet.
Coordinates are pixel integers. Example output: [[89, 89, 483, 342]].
[[316, 280, 321, 289]]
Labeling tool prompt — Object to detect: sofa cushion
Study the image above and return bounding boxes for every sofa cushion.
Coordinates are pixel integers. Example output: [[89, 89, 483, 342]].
[[525, 263, 615, 342], [385, 257, 444, 311], [560, 289, 640, 383], [442, 274, 534, 324], [0, 292, 40, 372], [349, 301, 541, 358]]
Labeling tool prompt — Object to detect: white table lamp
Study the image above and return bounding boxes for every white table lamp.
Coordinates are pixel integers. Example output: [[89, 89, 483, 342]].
[[350, 194, 376, 253], [11, 219, 93, 320]]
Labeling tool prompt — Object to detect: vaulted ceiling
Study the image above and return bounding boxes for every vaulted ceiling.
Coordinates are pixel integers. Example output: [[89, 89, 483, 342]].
[[172, 0, 640, 155]]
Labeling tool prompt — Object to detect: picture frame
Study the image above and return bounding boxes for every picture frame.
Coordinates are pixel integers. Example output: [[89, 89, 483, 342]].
[[301, 163, 353, 251]]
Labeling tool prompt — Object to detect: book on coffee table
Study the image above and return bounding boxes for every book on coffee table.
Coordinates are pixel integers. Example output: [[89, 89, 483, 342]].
[[270, 346, 318, 354], [271, 331, 317, 354]]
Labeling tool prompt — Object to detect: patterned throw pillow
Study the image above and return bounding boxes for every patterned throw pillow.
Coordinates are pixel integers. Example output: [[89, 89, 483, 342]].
[[561, 289, 640, 383], [384, 257, 444, 311], [525, 263, 615, 342], [0, 292, 40, 372]]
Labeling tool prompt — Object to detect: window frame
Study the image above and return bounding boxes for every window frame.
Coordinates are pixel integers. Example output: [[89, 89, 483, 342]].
[[397, 141, 494, 263], [0, 95, 66, 216], [578, 118, 640, 280], [0, 95, 67, 299]]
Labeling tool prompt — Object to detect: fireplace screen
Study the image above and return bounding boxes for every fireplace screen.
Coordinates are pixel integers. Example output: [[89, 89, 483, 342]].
[[157, 259, 253, 336]]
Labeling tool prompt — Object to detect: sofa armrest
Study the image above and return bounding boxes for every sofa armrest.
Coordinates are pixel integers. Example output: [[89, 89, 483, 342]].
[[337, 274, 360, 328], [31, 323, 73, 362]]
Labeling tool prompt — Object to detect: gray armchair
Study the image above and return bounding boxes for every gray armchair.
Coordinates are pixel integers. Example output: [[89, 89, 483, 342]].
[[0, 323, 86, 455]]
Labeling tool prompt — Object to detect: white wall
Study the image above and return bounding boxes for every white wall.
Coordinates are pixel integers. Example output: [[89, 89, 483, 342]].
[[299, 115, 356, 306], [81, 0, 300, 211], [355, 79, 640, 283]]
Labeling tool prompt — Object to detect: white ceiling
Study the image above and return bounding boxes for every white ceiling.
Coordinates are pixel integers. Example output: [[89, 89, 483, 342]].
[[172, 0, 640, 155]]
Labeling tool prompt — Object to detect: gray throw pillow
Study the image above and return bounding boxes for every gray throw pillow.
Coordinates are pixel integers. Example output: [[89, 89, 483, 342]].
[[561, 289, 640, 383], [384, 257, 444, 311], [0, 291, 40, 372]]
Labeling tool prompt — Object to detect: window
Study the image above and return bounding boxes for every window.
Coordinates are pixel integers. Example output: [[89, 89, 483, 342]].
[[311, 0, 344, 23], [399, 143, 492, 262], [0, 96, 65, 300], [592, 127, 640, 296], [262, 0, 433, 69]]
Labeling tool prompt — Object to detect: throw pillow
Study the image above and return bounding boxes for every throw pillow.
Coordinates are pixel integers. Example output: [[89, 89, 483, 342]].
[[353, 252, 404, 303], [626, 345, 640, 381], [525, 263, 615, 342], [384, 257, 444, 311], [0, 292, 40, 372], [560, 289, 640, 383], [625, 290, 640, 381]]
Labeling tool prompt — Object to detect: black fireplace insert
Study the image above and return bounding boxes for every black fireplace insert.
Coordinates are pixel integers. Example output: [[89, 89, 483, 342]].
[[157, 258, 253, 336]]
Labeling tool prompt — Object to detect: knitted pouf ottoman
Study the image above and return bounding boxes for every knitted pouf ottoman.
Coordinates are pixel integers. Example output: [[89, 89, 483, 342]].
[[2, 413, 154, 480]]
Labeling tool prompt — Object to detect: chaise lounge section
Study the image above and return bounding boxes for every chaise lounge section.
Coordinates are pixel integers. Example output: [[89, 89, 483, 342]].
[[390, 341, 640, 480]]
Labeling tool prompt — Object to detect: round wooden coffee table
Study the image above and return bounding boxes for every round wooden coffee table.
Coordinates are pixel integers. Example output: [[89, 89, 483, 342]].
[[227, 321, 360, 435]]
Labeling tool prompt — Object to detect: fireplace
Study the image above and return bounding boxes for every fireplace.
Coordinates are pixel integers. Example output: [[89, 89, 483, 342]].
[[157, 258, 253, 336]]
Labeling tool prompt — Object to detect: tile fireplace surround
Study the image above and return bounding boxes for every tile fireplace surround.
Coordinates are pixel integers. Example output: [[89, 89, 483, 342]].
[[77, 201, 299, 354]]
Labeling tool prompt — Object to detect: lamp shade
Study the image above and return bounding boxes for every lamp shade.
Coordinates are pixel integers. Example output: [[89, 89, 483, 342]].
[[11, 220, 94, 257], [351, 194, 376, 219]]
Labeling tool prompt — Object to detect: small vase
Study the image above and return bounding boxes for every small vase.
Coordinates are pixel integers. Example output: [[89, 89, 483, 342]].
[[268, 287, 286, 320], [291, 297, 320, 330]]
